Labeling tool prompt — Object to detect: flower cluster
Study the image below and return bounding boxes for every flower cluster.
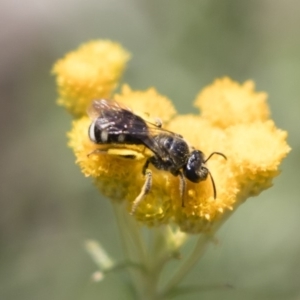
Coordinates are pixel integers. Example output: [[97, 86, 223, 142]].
[[53, 40, 290, 233], [52, 40, 130, 117]]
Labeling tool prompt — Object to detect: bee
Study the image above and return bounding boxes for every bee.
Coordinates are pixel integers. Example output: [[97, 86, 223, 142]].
[[88, 99, 226, 213]]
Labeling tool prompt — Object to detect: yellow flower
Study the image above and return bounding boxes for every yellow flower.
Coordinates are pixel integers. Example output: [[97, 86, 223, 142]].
[[52, 40, 130, 117], [225, 120, 290, 198], [55, 41, 291, 233], [194, 77, 270, 128]]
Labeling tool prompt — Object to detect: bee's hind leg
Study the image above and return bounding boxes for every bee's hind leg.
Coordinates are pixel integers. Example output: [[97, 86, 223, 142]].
[[178, 171, 186, 207], [87, 148, 108, 157], [88, 148, 144, 160], [131, 159, 152, 215]]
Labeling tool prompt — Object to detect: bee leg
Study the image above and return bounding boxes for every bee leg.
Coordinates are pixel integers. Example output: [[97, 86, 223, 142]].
[[131, 160, 152, 214], [88, 148, 140, 160], [142, 158, 150, 174], [178, 171, 186, 207], [87, 149, 108, 157]]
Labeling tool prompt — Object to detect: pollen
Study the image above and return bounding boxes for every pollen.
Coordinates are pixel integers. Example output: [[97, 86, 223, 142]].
[[52, 40, 130, 117]]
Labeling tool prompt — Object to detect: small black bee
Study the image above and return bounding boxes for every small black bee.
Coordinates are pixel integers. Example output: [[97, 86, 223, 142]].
[[88, 99, 226, 213]]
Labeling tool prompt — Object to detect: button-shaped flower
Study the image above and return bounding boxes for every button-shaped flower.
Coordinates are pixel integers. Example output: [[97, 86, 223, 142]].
[[54, 41, 290, 234]]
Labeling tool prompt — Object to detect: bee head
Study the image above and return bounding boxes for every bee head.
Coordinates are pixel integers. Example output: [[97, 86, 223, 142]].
[[184, 150, 226, 199], [183, 150, 208, 183]]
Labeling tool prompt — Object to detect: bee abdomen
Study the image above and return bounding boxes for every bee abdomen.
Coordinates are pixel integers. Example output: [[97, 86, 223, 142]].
[[89, 120, 145, 145]]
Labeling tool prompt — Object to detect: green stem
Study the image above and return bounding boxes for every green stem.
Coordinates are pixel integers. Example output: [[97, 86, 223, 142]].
[[113, 203, 167, 299], [112, 202, 146, 298], [113, 196, 245, 299], [126, 214, 147, 263], [112, 203, 130, 259], [160, 233, 211, 298], [160, 202, 242, 298], [133, 227, 163, 300]]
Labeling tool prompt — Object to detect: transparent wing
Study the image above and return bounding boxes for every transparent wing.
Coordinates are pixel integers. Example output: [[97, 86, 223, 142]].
[[88, 99, 181, 157], [87, 99, 132, 120]]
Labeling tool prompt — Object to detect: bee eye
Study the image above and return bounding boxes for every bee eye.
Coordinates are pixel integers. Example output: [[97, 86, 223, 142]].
[[183, 150, 208, 183]]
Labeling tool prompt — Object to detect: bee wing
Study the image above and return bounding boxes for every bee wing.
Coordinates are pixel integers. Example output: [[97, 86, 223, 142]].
[[88, 99, 180, 158], [88, 99, 164, 136], [140, 124, 183, 158], [87, 99, 131, 120]]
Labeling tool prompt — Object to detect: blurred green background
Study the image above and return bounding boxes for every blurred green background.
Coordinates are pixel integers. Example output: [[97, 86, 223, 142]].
[[1, 0, 299, 299]]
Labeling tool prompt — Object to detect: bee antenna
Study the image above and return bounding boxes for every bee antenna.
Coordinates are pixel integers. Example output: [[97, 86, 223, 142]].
[[204, 152, 226, 199], [207, 169, 217, 199], [204, 151, 227, 163]]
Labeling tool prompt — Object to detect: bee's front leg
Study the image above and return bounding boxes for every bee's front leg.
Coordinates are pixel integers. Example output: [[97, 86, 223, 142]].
[[131, 159, 152, 214]]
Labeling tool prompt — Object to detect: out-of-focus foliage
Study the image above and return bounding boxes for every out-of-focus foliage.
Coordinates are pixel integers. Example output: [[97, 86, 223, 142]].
[[0, 1, 299, 299]]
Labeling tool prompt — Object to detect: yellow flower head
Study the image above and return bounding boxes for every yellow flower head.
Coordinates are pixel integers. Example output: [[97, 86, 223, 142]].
[[52, 40, 130, 117], [225, 120, 290, 197], [55, 41, 291, 233], [195, 77, 270, 128]]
